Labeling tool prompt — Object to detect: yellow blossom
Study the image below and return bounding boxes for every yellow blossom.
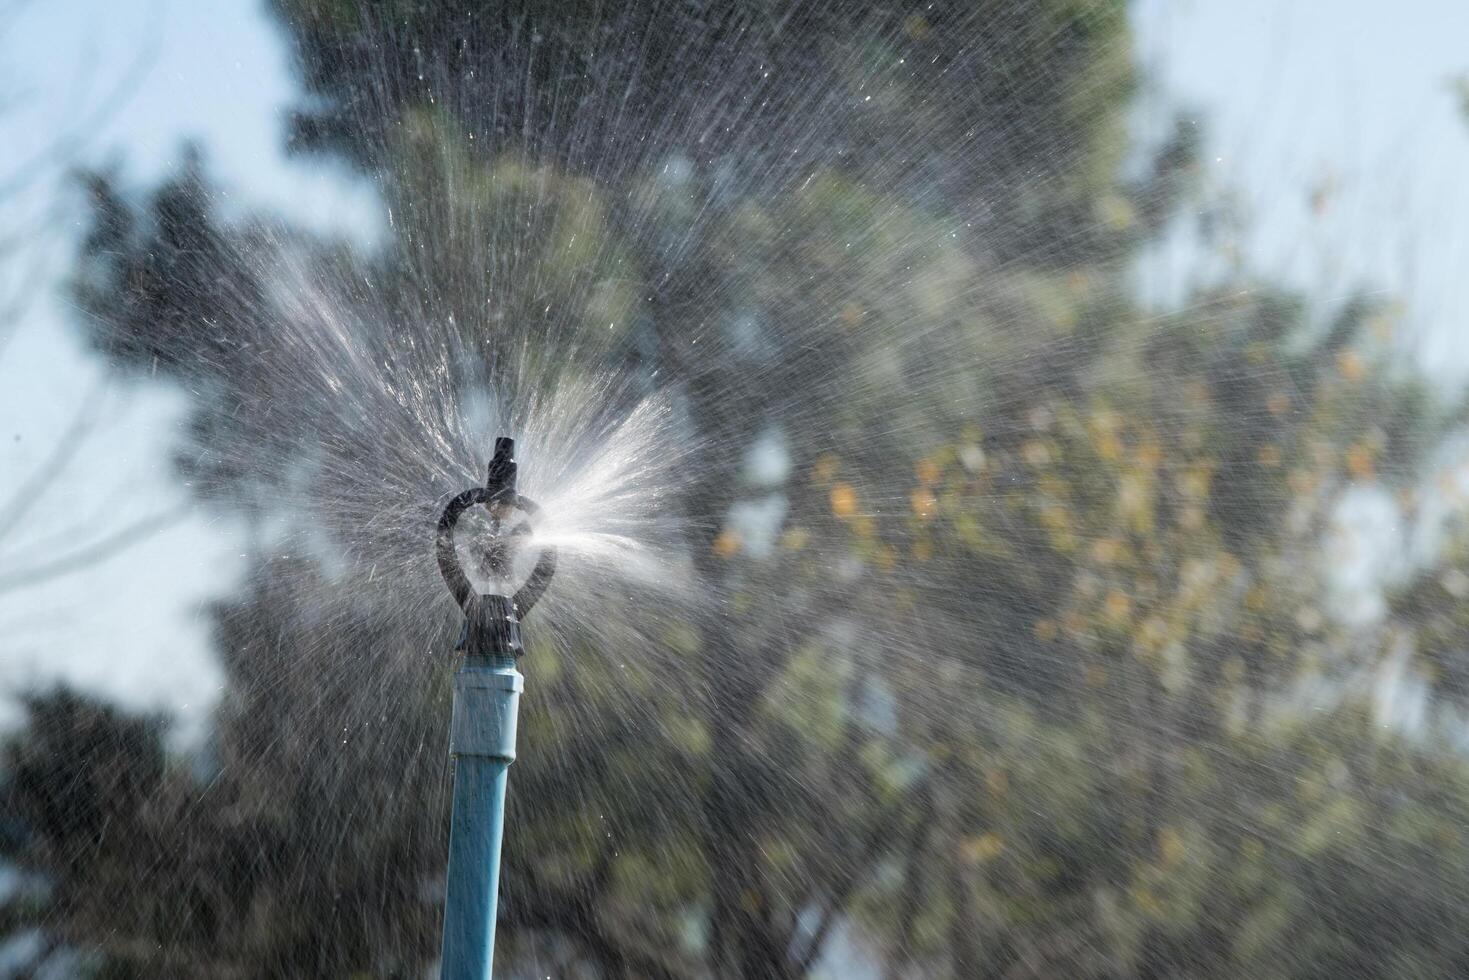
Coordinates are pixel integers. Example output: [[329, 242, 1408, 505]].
[[1135, 616, 1168, 655], [1022, 440, 1052, 469], [829, 482, 859, 517], [959, 832, 1004, 864], [1178, 468, 1211, 500], [1345, 443, 1375, 480], [1158, 826, 1186, 868]]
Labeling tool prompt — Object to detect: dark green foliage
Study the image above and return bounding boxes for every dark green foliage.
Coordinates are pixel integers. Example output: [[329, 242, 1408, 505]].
[[7, 2, 1469, 979], [271, 0, 1135, 265]]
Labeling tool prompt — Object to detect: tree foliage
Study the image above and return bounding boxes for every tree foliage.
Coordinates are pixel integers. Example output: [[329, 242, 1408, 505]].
[[5, 2, 1469, 979]]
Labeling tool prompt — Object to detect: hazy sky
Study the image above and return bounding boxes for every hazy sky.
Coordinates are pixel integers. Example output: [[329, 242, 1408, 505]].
[[1134, 0, 1469, 380], [0, 0, 378, 737], [1, 0, 1467, 736]]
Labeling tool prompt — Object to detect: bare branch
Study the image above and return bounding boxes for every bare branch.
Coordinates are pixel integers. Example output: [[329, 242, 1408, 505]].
[[788, 777, 925, 977], [0, 382, 106, 547], [0, 0, 163, 200], [0, 504, 189, 594]]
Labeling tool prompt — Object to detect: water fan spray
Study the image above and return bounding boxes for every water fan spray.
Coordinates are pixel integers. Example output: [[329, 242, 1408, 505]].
[[435, 437, 556, 979]]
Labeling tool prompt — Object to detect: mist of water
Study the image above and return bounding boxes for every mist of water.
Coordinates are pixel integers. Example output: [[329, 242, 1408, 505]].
[[13, 2, 1468, 977]]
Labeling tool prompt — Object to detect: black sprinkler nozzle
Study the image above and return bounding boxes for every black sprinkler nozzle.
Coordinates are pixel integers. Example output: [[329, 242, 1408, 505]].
[[436, 437, 557, 659], [486, 436, 518, 501]]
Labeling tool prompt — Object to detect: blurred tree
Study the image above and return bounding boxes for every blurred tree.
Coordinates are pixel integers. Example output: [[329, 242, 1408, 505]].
[[46, 2, 1154, 975], [7, 2, 1469, 979], [837, 283, 1469, 976]]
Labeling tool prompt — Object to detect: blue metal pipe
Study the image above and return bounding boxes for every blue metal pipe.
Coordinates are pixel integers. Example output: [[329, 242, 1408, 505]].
[[441, 654, 523, 980], [435, 438, 555, 978]]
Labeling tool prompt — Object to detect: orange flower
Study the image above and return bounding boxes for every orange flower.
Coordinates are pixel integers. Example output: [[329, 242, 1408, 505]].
[[829, 482, 859, 517], [1345, 443, 1375, 480], [713, 529, 741, 558]]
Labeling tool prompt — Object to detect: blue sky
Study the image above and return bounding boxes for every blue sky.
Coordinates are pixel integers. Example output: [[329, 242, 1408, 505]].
[[0, 0, 378, 737], [1134, 0, 1469, 376], [1, 0, 1467, 735]]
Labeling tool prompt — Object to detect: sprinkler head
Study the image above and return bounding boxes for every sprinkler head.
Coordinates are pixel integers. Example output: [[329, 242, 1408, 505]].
[[435, 437, 558, 659], [485, 437, 518, 501]]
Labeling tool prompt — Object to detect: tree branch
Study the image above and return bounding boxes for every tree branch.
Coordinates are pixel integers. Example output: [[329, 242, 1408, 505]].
[[0, 1, 162, 200], [789, 775, 928, 977], [0, 504, 189, 594], [0, 382, 105, 546]]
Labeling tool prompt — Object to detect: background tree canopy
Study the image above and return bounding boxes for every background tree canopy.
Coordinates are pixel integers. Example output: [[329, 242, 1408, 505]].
[[6, 1, 1469, 978]]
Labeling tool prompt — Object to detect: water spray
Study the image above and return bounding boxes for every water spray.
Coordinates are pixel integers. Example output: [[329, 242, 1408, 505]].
[[435, 437, 555, 979]]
